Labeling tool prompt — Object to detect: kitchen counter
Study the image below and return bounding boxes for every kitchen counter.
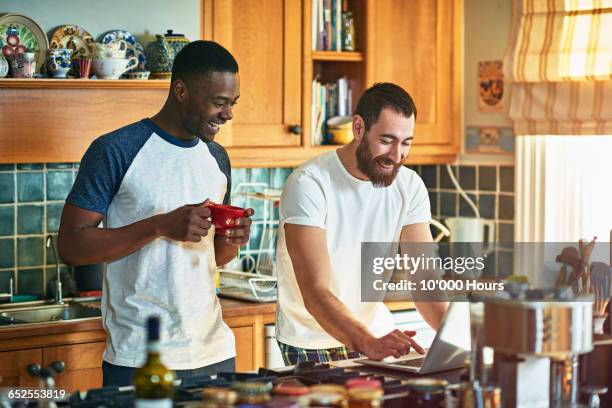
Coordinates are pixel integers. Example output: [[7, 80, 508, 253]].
[[0, 298, 414, 340]]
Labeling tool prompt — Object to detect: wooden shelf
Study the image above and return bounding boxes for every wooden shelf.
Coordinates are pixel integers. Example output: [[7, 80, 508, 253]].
[[0, 78, 170, 89], [311, 51, 363, 62]]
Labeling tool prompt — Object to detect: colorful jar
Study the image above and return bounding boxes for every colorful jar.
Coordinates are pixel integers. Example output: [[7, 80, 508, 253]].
[[405, 378, 448, 407], [202, 387, 238, 408], [145, 34, 174, 79], [232, 382, 273, 405], [164, 30, 190, 58], [347, 388, 382, 408]]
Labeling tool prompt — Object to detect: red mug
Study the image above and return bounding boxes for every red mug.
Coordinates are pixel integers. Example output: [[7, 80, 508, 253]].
[[208, 203, 248, 234]]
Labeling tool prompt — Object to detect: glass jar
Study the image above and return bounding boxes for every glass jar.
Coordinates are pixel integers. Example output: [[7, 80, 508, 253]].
[[307, 391, 347, 408], [347, 387, 383, 408], [202, 387, 238, 408], [344, 378, 382, 391], [309, 385, 347, 396], [232, 382, 273, 405], [405, 379, 448, 407]]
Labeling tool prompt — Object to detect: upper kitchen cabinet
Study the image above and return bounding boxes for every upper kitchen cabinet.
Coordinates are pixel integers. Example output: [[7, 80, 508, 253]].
[[365, 0, 462, 163], [201, 0, 303, 148]]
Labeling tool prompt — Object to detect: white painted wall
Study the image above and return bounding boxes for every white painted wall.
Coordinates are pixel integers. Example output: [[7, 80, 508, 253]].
[[1, 0, 201, 45]]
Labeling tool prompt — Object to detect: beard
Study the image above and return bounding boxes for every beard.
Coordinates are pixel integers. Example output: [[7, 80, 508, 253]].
[[356, 136, 403, 187]]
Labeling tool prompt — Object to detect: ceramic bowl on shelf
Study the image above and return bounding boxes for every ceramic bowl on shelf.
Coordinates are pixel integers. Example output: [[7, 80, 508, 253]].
[[122, 70, 150, 80], [91, 57, 137, 80]]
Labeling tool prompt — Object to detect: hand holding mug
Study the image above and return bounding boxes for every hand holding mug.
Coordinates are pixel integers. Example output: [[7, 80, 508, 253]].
[[208, 202, 254, 246]]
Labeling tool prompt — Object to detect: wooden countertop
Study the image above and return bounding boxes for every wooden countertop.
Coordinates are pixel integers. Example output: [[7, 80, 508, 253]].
[[0, 298, 414, 341]]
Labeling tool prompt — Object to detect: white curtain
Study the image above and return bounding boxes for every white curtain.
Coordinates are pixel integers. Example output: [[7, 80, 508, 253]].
[[516, 135, 612, 242], [515, 135, 612, 284]]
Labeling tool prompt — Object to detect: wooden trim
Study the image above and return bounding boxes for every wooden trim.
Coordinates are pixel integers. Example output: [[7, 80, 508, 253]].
[[200, 0, 209, 39], [284, 0, 302, 131], [0, 78, 170, 89], [452, 0, 463, 152], [364, 0, 376, 87], [302, 0, 313, 149], [312, 51, 363, 62]]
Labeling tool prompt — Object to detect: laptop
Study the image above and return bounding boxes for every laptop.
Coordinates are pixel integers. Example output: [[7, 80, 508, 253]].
[[355, 302, 471, 374]]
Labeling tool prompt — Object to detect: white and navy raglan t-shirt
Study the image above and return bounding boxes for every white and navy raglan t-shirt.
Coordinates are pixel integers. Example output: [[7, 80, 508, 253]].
[[66, 118, 236, 369]]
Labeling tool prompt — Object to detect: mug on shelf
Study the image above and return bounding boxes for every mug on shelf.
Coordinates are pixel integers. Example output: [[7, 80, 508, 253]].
[[91, 56, 138, 79]]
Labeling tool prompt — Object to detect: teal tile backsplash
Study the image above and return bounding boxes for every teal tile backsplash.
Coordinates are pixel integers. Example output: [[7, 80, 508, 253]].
[[0, 164, 293, 298], [17, 172, 44, 202], [0, 173, 14, 203], [0, 206, 14, 236], [0, 239, 14, 269], [46, 171, 75, 201], [17, 205, 44, 234]]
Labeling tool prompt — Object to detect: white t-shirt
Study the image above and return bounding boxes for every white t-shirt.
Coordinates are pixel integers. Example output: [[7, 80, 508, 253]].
[[275, 151, 431, 349], [66, 119, 235, 369]]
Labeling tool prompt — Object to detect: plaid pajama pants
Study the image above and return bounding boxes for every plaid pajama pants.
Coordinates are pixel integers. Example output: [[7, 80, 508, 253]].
[[278, 341, 363, 366]]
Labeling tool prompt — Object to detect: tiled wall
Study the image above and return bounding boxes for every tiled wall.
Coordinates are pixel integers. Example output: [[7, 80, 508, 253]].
[[0, 162, 515, 297], [415, 164, 515, 276], [0, 164, 292, 297]]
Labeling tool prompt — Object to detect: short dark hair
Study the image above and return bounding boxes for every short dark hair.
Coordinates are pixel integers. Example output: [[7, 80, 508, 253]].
[[354, 83, 417, 131], [171, 40, 238, 83]]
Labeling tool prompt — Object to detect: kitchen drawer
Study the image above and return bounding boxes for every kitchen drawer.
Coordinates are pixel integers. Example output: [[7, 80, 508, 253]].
[[0, 348, 42, 387], [43, 341, 105, 392]]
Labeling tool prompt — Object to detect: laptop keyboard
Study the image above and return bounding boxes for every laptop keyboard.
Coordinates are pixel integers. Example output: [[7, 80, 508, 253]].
[[395, 357, 426, 368]]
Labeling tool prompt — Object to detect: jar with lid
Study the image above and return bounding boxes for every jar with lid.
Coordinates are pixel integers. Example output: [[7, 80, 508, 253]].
[[347, 387, 383, 408], [232, 382, 273, 405], [307, 391, 347, 408], [406, 379, 448, 407], [344, 378, 382, 391], [202, 387, 238, 408], [309, 385, 347, 396], [274, 381, 310, 397]]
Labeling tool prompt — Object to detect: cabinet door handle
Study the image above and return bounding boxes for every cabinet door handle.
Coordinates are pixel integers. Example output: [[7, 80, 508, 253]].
[[27, 363, 41, 377], [289, 125, 302, 135], [50, 360, 65, 374]]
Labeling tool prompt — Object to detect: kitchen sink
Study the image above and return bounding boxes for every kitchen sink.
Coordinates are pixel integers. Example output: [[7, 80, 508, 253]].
[[0, 303, 100, 325]]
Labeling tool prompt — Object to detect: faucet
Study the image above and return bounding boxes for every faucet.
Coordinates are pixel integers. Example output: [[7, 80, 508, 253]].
[[46, 235, 63, 304]]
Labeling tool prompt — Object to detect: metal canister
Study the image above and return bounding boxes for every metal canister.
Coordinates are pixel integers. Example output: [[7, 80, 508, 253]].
[[202, 387, 238, 408], [347, 387, 383, 408], [406, 378, 448, 407], [232, 382, 273, 405]]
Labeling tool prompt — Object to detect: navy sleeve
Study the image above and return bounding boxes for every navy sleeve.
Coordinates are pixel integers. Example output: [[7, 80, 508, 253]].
[[66, 121, 152, 214], [206, 141, 232, 205]]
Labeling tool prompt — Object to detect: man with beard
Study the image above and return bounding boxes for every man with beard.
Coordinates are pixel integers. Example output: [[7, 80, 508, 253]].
[[275, 83, 447, 363], [58, 41, 252, 385]]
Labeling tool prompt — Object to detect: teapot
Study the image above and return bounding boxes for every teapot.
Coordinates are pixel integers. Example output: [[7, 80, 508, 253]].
[[144, 34, 174, 79]]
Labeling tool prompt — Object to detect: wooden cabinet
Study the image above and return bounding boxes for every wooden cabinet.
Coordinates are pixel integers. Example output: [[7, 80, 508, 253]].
[[0, 348, 42, 387], [365, 0, 461, 163], [226, 314, 267, 372], [43, 341, 106, 392], [202, 0, 303, 148], [0, 0, 460, 166]]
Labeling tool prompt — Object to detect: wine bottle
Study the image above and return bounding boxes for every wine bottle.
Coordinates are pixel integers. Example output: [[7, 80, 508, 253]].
[[133, 316, 177, 408]]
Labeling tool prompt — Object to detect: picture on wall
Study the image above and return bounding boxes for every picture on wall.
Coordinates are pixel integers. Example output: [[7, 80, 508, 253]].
[[465, 126, 514, 155], [478, 60, 504, 112]]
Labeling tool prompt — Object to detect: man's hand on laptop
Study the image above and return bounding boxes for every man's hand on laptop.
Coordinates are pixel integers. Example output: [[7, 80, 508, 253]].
[[357, 330, 426, 360]]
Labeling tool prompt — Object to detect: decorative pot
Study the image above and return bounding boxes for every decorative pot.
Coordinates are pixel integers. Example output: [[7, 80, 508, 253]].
[[164, 29, 190, 57], [145, 34, 174, 79]]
